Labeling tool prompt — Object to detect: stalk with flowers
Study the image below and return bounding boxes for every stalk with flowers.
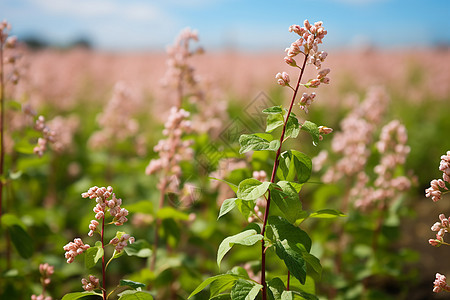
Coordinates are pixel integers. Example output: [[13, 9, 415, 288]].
[[62, 186, 152, 300], [427, 151, 450, 293], [189, 19, 343, 300]]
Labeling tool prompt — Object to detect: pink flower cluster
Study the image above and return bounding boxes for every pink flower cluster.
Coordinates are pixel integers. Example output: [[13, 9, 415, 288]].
[[286, 20, 328, 61], [316, 87, 388, 181], [31, 295, 52, 300], [278, 20, 330, 114], [275, 72, 290, 86], [31, 263, 54, 300], [433, 273, 450, 293], [39, 263, 54, 286], [430, 214, 450, 245], [109, 233, 135, 253], [318, 125, 333, 141], [298, 92, 316, 113], [161, 27, 204, 107], [1, 20, 21, 85], [82, 186, 129, 228], [33, 116, 57, 157], [145, 107, 193, 194], [425, 151, 450, 202], [89, 81, 140, 150], [354, 120, 411, 210], [81, 275, 100, 292], [63, 238, 90, 263]]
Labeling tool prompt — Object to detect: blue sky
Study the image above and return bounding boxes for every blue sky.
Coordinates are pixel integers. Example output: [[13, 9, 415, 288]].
[[1, 0, 449, 51]]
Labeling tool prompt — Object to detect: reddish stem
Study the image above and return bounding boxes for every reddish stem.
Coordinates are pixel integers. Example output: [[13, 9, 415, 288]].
[[260, 54, 308, 300], [101, 216, 106, 300], [0, 38, 4, 219]]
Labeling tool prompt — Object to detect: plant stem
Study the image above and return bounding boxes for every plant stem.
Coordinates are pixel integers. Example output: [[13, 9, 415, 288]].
[[101, 216, 106, 300], [260, 54, 308, 300], [151, 178, 167, 271], [0, 38, 4, 219]]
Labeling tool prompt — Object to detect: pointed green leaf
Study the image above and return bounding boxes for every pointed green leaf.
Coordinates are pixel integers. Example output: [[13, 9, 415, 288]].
[[85, 246, 104, 269], [217, 230, 263, 267], [268, 278, 286, 300], [211, 294, 232, 300], [309, 209, 345, 219], [118, 291, 153, 299], [230, 279, 262, 300], [8, 224, 34, 259], [281, 290, 318, 300], [266, 113, 285, 133], [210, 177, 239, 193], [239, 134, 280, 154], [188, 274, 238, 299], [266, 216, 312, 252], [270, 181, 303, 224], [300, 121, 320, 146], [262, 106, 283, 114], [119, 279, 146, 289], [277, 151, 312, 184], [275, 239, 307, 284], [235, 199, 255, 219], [219, 198, 239, 219], [237, 179, 272, 201], [285, 114, 300, 139], [61, 292, 102, 300], [124, 240, 152, 258], [302, 251, 322, 281]]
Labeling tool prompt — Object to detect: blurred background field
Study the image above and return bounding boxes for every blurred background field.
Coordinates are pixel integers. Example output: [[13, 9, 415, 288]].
[[1, 0, 450, 299]]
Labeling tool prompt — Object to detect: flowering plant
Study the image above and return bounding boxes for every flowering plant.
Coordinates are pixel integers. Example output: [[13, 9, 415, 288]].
[[62, 186, 152, 300], [189, 19, 343, 300]]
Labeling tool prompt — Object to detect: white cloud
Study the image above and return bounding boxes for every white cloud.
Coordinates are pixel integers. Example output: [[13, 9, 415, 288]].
[[29, 0, 169, 22]]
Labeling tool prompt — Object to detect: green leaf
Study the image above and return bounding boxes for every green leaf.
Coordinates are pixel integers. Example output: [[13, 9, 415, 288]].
[[285, 114, 300, 139], [277, 150, 312, 184], [281, 290, 318, 300], [230, 279, 262, 300], [235, 199, 255, 219], [266, 216, 312, 252], [217, 229, 263, 267], [123, 240, 152, 258], [309, 209, 345, 219], [188, 274, 238, 299], [218, 198, 238, 219], [270, 181, 303, 224], [85, 246, 104, 269], [268, 278, 286, 300], [126, 201, 153, 214], [14, 139, 35, 154], [118, 291, 154, 300], [8, 224, 34, 259], [239, 134, 280, 154], [266, 113, 285, 133], [237, 179, 272, 201], [124, 240, 152, 258], [156, 207, 189, 221], [262, 106, 283, 114], [210, 177, 239, 193], [1, 213, 26, 229], [300, 121, 320, 146], [61, 291, 102, 300], [211, 295, 232, 300], [302, 251, 322, 281], [119, 279, 146, 289], [275, 239, 307, 284]]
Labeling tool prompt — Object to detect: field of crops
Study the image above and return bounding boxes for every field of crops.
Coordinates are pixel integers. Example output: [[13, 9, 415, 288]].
[[1, 20, 450, 300]]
